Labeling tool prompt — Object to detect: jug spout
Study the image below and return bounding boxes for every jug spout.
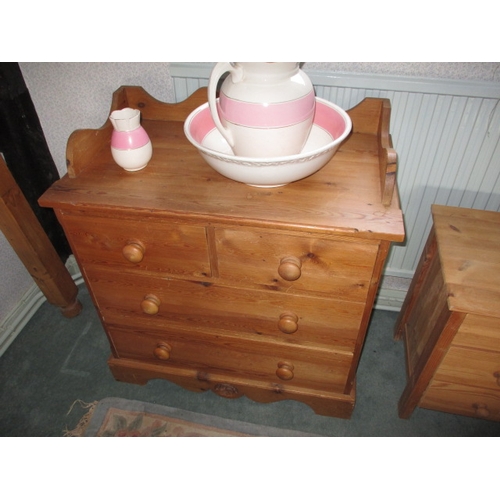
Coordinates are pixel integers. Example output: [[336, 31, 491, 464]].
[[110, 107, 141, 132]]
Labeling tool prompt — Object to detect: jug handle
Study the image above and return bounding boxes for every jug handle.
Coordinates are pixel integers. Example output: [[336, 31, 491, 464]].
[[207, 62, 240, 148]]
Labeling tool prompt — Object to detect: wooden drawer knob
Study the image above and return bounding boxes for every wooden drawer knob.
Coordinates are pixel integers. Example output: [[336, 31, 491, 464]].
[[122, 241, 145, 263], [154, 342, 171, 360], [473, 403, 490, 418], [494, 371, 500, 386], [278, 312, 299, 334], [141, 294, 161, 315], [276, 361, 294, 380], [278, 257, 302, 281]]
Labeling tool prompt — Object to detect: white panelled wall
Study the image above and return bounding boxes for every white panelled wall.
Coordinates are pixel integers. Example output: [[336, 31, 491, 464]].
[[170, 63, 500, 310]]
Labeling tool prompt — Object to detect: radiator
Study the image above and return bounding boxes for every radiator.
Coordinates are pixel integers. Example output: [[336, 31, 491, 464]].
[[169, 63, 500, 310]]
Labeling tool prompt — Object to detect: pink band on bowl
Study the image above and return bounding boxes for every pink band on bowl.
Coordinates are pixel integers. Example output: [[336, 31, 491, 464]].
[[314, 101, 347, 138], [111, 127, 150, 150], [191, 106, 216, 143]]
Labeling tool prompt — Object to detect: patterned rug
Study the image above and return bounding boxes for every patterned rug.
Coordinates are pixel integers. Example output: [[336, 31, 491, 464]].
[[65, 397, 317, 437]]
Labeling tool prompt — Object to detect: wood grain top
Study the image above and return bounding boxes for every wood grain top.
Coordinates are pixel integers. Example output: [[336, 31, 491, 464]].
[[39, 87, 405, 242], [432, 204, 500, 317]]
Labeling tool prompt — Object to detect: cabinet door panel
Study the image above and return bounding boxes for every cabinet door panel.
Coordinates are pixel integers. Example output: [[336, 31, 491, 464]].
[[404, 254, 449, 374]]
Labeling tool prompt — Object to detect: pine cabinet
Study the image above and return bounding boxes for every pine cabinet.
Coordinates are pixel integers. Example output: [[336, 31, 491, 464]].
[[396, 205, 500, 421]]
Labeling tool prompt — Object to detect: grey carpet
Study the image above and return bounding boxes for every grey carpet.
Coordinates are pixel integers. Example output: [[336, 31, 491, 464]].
[[0, 283, 499, 436]]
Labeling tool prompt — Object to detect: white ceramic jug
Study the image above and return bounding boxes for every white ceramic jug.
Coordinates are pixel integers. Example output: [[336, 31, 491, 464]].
[[207, 62, 315, 158], [110, 108, 152, 171]]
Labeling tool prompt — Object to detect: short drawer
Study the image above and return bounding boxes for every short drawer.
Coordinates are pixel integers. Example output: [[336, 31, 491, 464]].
[[215, 228, 378, 300], [60, 211, 211, 278], [433, 345, 500, 391], [108, 325, 353, 393], [420, 380, 500, 421], [87, 270, 361, 353]]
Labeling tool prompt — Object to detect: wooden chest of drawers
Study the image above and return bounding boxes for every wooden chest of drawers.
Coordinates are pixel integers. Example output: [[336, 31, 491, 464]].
[[395, 205, 500, 421], [39, 86, 404, 418]]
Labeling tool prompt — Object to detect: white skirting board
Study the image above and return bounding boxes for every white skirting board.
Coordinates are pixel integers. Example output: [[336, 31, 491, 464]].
[[0, 254, 408, 358], [0, 256, 83, 358], [375, 275, 411, 312]]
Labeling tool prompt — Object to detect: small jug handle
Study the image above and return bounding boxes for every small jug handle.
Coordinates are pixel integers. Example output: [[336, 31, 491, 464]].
[[208, 62, 241, 148]]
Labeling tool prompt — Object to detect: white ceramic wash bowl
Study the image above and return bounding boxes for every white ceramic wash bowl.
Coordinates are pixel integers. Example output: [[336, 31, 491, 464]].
[[184, 97, 352, 188]]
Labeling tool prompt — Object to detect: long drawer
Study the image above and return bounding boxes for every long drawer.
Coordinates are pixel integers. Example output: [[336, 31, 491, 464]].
[[59, 211, 211, 278], [86, 269, 361, 352], [109, 325, 353, 393], [215, 227, 379, 300]]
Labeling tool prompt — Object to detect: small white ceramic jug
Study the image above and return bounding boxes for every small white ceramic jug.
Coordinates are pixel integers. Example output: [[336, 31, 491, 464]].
[[110, 108, 152, 171], [208, 62, 315, 158]]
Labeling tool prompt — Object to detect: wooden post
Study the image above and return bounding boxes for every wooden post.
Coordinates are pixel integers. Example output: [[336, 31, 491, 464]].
[[0, 155, 81, 317], [0, 62, 72, 260]]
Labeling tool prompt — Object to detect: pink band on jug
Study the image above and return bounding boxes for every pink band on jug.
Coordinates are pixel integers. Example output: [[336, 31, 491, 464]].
[[218, 90, 315, 129], [111, 127, 150, 150]]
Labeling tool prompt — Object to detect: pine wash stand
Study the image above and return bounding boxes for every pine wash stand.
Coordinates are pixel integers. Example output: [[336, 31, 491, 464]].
[[39, 87, 405, 418]]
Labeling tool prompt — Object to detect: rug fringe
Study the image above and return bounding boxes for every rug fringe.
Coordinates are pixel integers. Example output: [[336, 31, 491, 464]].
[[64, 399, 99, 437]]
